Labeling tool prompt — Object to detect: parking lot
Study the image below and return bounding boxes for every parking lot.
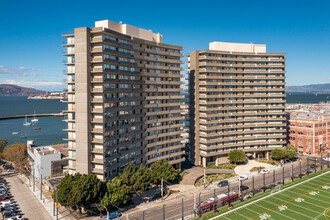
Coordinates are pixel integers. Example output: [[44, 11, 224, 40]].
[[0, 162, 51, 219]]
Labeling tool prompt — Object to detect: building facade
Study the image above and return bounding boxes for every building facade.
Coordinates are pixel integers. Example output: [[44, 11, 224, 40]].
[[288, 113, 330, 155], [189, 42, 287, 167], [63, 20, 185, 180], [27, 140, 63, 182]]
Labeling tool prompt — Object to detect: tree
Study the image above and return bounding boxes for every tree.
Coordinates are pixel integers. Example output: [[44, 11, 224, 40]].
[[100, 176, 131, 210], [0, 139, 7, 153], [285, 144, 297, 159], [131, 164, 151, 192], [2, 143, 28, 175], [228, 149, 246, 164], [150, 160, 180, 185], [119, 163, 138, 187], [270, 149, 286, 160], [52, 142, 62, 145], [270, 144, 297, 160], [57, 173, 101, 216]]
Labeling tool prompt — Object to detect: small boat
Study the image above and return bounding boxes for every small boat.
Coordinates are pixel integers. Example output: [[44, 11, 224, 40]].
[[34, 127, 41, 130], [31, 110, 38, 123], [23, 115, 31, 126], [12, 132, 19, 135]]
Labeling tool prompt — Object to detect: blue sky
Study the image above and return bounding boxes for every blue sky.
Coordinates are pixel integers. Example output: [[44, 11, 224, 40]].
[[0, 0, 329, 91]]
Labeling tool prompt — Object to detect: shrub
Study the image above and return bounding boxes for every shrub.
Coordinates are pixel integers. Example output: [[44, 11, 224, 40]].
[[250, 166, 265, 172]]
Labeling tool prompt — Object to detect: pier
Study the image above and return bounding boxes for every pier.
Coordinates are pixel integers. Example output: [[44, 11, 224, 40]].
[[0, 113, 64, 120]]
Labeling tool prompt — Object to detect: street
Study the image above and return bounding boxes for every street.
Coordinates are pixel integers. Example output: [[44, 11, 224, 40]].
[[125, 159, 329, 220], [1, 172, 52, 220]]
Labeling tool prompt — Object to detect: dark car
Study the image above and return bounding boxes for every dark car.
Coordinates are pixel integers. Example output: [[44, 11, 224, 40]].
[[240, 185, 249, 191], [310, 164, 317, 169], [218, 180, 229, 187], [3, 211, 16, 218]]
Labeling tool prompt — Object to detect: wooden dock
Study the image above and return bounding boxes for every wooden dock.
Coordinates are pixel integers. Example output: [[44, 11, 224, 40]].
[[0, 113, 64, 120]]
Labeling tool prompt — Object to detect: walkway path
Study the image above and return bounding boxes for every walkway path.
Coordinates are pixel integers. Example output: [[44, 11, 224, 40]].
[[180, 166, 234, 185], [234, 160, 278, 176]]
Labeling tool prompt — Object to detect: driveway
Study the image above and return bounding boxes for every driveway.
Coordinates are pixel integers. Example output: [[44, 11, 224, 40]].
[[234, 160, 277, 176], [180, 166, 234, 185]]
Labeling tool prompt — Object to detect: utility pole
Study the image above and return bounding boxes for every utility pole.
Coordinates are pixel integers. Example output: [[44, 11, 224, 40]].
[[252, 176, 255, 196], [53, 188, 55, 216], [40, 174, 43, 200], [300, 161, 302, 178], [182, 198, 184, 220], [307, 155, 309, 174], [213, 188, 216, 198], [263, 174, 265, 192], [33, 166, 35, 192], [282, 167, 285, 185], [204, 168, 206, 188], [163, 204, 165, 220], [321, 155, 323, 171], [291, 161, 293, 181], [227, 183, 230, 206], [238, 180, 241, 197], [273, 169, 275, 185], [161, 177, 163, 200], [56, 186, 59, 220]]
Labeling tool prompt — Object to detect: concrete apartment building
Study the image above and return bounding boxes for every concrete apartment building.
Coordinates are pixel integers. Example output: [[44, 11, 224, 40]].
[[189, 42, 287, 167], [62, 20, 185, 180], [288, 112, 330, 155], [27, 140, 66, 182]]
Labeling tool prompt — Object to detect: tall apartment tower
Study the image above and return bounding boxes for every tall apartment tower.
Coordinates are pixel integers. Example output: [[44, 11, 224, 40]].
[[189, 42, 287, 167], [62, 20, 185, 180]]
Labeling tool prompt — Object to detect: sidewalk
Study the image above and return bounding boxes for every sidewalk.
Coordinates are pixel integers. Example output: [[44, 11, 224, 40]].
[[20, 175, 75, 220]]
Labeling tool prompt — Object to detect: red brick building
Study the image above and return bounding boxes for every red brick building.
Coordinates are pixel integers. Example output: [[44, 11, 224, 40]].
[[288, 113, 330, 155]]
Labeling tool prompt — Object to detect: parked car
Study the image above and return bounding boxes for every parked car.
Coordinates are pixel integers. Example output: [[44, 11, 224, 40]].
[[260, 169, 270, 174], [240, 185, 249, 191], [308, 157, 318, 161], [238, 175, 248, 181], [322, 157, 330, 162], [105, 211, 121, 219], [3, 211, 16, 218], [218, 180, 229, 187]]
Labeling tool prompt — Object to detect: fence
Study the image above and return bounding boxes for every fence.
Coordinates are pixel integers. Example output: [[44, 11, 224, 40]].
[[123, 155, 330, 220]]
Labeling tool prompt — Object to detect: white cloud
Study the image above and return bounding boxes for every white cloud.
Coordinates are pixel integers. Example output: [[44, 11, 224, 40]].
[[0, 65, 46, 76], [3, 79, 63, 87], [0, 66, 15, 74], [19, 66, 46, 72]]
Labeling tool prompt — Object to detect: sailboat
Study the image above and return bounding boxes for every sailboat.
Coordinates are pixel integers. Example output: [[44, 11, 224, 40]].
[[23, 115, 31, 126], [31, 111, 38, 123]]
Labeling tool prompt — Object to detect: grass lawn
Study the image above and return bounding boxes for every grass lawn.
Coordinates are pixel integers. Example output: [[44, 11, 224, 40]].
[[195, 168, 330, 220]]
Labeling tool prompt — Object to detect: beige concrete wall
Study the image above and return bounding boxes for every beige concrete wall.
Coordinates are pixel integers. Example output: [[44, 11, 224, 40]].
[[209, 41, 266, 53], [95, 20, 162, 43], [74, 27, 91, 174]]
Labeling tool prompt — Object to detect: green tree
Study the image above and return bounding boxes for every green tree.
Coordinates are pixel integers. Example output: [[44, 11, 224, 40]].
[[0, 139, 7, 153], [57, 173, 101, 216], [119, 163, 138, 187], [228, 149, 246, 163], [270, 149, 286, 160], [150, 160, 180, 185], [285, 144, 297, 159], [132, 164, 151, 192], [100, 176, 131, 210]]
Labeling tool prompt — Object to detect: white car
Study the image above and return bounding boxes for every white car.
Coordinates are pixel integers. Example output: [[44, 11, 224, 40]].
[[322, 157, 330, 161], [260, 169, 270, 174], [238, 175, 248, 181]]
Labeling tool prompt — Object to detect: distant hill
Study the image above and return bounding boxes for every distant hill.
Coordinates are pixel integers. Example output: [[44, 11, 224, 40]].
[[0, 84, 48, 96], [286, 83, 330, 93]]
